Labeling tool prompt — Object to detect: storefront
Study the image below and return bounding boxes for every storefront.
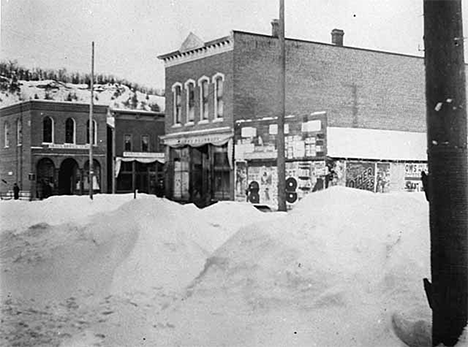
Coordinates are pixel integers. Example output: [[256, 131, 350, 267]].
[[163, 128, 233, 207]]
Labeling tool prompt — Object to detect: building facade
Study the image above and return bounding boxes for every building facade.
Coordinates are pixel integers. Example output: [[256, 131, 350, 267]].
[[109, 108, 165, 196], [158, 24, 429, 207], [0, 100, 108, 199]]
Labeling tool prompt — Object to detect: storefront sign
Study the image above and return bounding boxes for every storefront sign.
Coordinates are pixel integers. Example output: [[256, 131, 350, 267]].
[[49, 143, 90, 149], [123, 151, 165, 159], [164, 133, 232, 147]]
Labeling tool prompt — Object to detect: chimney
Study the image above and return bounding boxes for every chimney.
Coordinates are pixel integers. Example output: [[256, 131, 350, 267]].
[[331, 29, 344, 46], [271, 19, 279, 38]]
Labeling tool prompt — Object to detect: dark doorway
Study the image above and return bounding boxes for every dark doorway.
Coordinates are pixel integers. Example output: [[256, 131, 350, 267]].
[[191, 145, 210, 207], [59, 158, 79, 195], [36, 158, 56, 199]]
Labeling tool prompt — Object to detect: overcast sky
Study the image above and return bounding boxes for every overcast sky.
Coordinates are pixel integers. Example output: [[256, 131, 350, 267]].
[[0, 0, 460, 89]]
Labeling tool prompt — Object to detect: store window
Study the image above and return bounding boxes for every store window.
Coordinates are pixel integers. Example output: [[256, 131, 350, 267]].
[[185, 80, 195, 123], [86, 120, 97, 145], [213, 145, 230, 200], [124, 134, 132, 151], [17, 118, 22, 146], [43, 116, 54, 143], [65, 118, 75, 144], [198, 77, 209, 121], [172, 83, 182, 125], [213, 73, 224, 119], [4, 122, 9, 148], [141, 135, 149, 152], [173, 147, 190, 200]]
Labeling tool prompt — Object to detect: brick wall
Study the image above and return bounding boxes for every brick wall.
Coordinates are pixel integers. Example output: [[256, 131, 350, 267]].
[[233, 31, 427, 132], [114, 116, 165, 155], [164, 50, 234, 135]]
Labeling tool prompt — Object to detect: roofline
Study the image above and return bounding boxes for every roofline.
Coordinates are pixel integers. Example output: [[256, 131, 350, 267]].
[[231, 30, 424, 60], [110, 107, 165, 117], [0, 100, 109, 116], [157, 34, 232, 60]]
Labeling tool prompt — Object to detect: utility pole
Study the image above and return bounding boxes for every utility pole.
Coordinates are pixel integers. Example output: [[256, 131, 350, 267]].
[[277, 0, 287, 211], [423, 0, 468, 345], [89, 41, 94, 200]]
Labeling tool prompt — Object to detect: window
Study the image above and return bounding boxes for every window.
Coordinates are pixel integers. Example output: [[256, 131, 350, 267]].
[[4, 122, 9, 148], [124, 134, 132, 151], [173, 147, 190, 199], [141, 135, 149, 152], [43, 116, 54, 143], [198, 77, 210, 121], [185, 80, 195, 123], [212, 73, 224, 119], [65, 118, 75, 144], [172, 83, 182, 125], [86, 120, 97, 145], [17, 118, 22, 146]]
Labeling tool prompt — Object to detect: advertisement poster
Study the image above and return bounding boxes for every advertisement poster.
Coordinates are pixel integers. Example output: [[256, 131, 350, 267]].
[[346, 161, 375, 191], [404, 163, 427, 192], [327, 159, 346, 187], [247, 165, 278, 207], [376, 163, 391, 193], [235, 161, 247, 201]]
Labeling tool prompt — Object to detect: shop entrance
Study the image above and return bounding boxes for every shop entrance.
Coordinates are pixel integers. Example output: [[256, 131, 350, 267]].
[[191, 145, 210, 207], [36, 158, 56, 199], [58, 158, 79, 195]]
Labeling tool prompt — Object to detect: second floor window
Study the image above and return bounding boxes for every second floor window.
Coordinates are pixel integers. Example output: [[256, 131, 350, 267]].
[[214, 75, 224, 119], [199, 78, 209, 121], [141, 135, 149, 152], [86, 120, 97, 145], [173, 84, 182, 125], [17, 118, 22, 146], [43, 116, 53, 143], [124, 134, 132, 151], [186, 81, 195, 123], [65, 118, 75, 144], [4, 122, 9, 148]]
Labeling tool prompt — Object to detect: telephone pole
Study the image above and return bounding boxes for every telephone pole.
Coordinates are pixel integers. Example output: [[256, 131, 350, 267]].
[[277, 0, 287, 211], [424, 0, 468, 345], [89, 41, 94, 200]]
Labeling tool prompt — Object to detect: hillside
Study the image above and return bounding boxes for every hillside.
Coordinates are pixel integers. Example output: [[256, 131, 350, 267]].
[[0, 78, 165, 112]]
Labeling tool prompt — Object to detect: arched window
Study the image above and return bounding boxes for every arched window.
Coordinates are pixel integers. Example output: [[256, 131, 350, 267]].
[[198, 76, 210, 121], [43, 116, 54, 143], [172, 82, 182, 125], [65, 118, 75, 144], [86, 120, 98, 145], [212, 73, 225, 120], [184, 80, 196, 123], [4, 122, 9, 148], [17, 118, 22, 146]]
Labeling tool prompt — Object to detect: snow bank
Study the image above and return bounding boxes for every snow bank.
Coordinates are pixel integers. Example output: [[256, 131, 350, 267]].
[[158, 187, 432, 346]]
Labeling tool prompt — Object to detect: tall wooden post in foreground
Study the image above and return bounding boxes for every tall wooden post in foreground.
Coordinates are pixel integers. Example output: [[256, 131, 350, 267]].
[[277, 0, 287, 211], [89, 41, 95, 200], [424, 0, 468, 345]]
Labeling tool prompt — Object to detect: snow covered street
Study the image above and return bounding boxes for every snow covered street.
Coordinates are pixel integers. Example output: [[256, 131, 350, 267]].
[[0, 188, 466, 346]]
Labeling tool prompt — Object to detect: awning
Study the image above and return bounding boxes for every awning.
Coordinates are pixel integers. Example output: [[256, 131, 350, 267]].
[[115, 156, 165, 178], [327, 127, 427, 161]]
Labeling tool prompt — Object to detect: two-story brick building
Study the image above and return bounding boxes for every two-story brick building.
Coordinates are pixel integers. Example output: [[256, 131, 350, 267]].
[[158, 23, 430, 207], [0, 100, 108, 199], [108, 108, 165, 195]]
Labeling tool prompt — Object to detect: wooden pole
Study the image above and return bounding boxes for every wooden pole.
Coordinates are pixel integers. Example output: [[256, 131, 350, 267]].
[[89, 41, 94, 200], [277, 0, 287, 211], [423, 0, 468, 345]]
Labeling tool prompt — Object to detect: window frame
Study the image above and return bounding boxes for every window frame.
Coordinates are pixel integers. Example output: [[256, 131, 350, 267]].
[[212, 73, 225, 121], [124, 134, 132, 152], [172, 82, 183, 126], [4, 122, 9, 148], [141, 134, 150, 152], [42, 116, 54, 144], [86, 119, 98, 146], [198, 76, 210, 123], [184, 79, 196, 125], [65, 117, 76, 144]]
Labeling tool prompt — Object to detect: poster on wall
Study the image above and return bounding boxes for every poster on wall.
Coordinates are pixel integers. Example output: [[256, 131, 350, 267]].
[[235, 161, 248, 201], [327, 159, 346, 187], [376, 163, 391, 193], [346, 161, 375, 192], [404, 163, 427, 192], [247, 165, 278, 207]]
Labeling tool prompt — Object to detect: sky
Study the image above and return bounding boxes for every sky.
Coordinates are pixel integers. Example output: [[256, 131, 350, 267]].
[[0, 0, 452, 90]]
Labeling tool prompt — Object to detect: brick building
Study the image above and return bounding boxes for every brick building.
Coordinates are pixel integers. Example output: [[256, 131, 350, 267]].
[[158, 23, 430, 207], [108, 108, 165, 195], [0, 100, 108, 199]]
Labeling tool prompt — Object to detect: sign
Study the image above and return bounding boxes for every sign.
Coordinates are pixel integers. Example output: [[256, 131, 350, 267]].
[[123, 151, 165, 159], [346, 161, 375, 191], [164, 133, 231, 146], [49, 143, 90, 150]]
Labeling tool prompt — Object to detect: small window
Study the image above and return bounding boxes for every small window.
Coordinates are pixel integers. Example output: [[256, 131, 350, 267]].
[[17, 118, 22, 146], [124, 134, 132, 151], [141, 135, 149, 152], [198, 77, 210, 121], [213, 74, 224, 119], [43, 116, 54, 143], [172, 83, 182, 124], [185, 80, 195, 123], [65, 118, 75, 144], [86, 120, 97, 145], [4, 122, 9, 148]]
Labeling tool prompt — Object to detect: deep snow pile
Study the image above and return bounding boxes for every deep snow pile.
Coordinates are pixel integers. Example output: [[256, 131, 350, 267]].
[[0, 188, 466, 347]]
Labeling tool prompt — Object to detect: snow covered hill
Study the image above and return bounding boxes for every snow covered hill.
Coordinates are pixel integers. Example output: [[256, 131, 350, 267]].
[[0, 79, 165, 112]]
